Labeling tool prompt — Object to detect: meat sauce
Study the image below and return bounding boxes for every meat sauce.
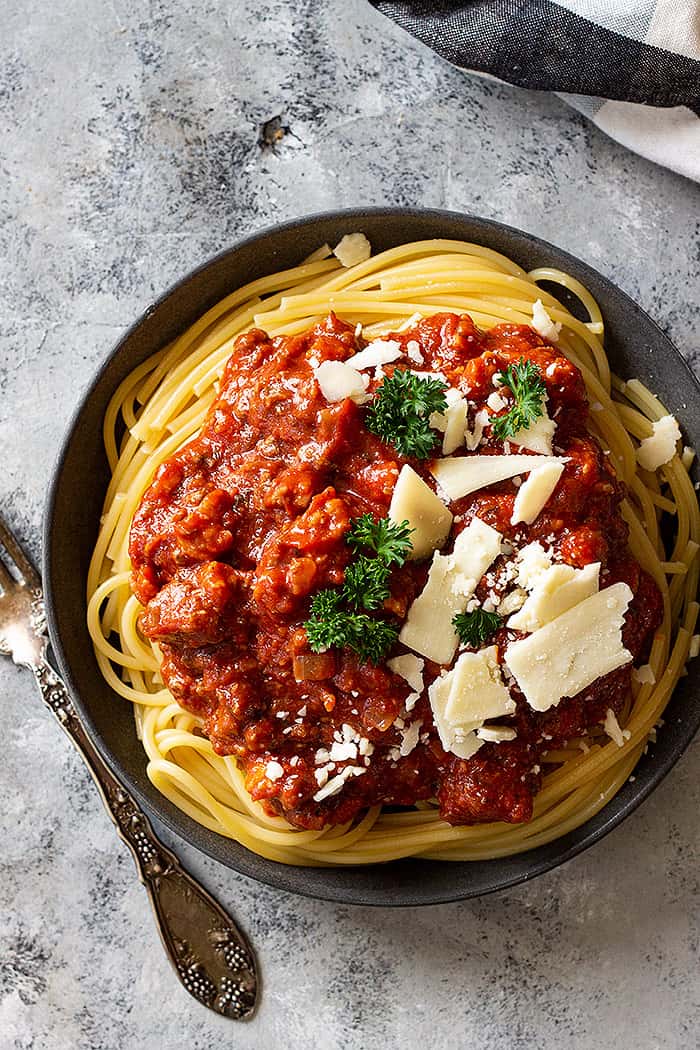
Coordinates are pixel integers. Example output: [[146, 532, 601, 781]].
[[129, 313, 662, 829]]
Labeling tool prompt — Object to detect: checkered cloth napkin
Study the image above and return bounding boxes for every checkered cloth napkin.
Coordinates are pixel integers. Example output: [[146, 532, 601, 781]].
[[370, 1, 700, 182]]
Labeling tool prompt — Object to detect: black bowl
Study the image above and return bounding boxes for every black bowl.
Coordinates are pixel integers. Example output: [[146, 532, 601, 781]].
[[44, 208, 700, 905]]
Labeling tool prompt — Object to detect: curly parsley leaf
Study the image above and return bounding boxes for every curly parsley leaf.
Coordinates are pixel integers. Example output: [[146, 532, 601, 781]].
[[305, 590, 350, 652], [342, 555, 391, 610], [346, 514, 413, 566], [489, 359, 546, 441], [305, 589, 398, 665], [452, 608, 502, 648], [365, 369, 448, 458]]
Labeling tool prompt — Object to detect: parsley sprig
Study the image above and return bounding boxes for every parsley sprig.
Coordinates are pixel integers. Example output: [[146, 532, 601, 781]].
[[365, 369, 448, 458], [346, 514, 414, 566], [453, 608, 502, 648], [342, 555, 391, 610], [305, 591, 400, 664], [304, 515, 413, 664], [489, 359, 546, 441]]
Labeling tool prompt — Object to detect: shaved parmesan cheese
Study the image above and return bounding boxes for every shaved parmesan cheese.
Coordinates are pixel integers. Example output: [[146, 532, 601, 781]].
[[399, 555, 459, 665], [507, 562, 600, 633], [428, 671, 484, 760], [476, 725, 517, 743], [345, 339, 403, 371], [516, 542, 553, 588], [689, 635, 700, 659], [465, 408, 489, 451], [505, 583, 633, 712], [497, 588, 527, 616], [532, 299, 562, 342], [388, 464, 453, 560], [430, 454, 557, 502], [314, 360, 369, 403], [399, 719, 422, 757], [487, 391, 507, 412], [632, 664, 656, 685], [511, 459, 564, 525], [430, 387, 462, 432], [431, 389, 469, 456], [603, 708, 630, 748], [442, 396, 468, 455], [405, 339, 424, 364], [444, 646, 516, 728], [387, 653, 425, 695], [636, 415, 681, 471], [333, 232, 371, 268], [511, 401, 556, 455], [397, 312, 425, 332], [447, 518, 503, 595], [399, 518, 502, 664]]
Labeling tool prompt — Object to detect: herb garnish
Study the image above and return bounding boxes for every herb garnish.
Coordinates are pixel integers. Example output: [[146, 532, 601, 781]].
[[346, 514, 414, 566], [304, 515, 413, 664], [365, 369, 448, 458], [341, 555, 391, 610], [489, 359, 546, 441], [305, 592, 400, 664], [453, 608, 502, 648]]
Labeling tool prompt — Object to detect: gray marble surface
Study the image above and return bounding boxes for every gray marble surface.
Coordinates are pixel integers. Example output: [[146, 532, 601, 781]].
[[1, 1, 699, 1047]]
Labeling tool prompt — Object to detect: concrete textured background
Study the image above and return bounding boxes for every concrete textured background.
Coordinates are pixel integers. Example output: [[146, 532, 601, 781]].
[[1, 1, 699, 1047]]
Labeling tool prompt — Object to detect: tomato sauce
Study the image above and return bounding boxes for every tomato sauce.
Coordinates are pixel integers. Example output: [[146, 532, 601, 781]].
[[129, 313, 662, 829]]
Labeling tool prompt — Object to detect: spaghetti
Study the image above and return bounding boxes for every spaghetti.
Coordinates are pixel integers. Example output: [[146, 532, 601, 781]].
[[87, 238, 699, 865]]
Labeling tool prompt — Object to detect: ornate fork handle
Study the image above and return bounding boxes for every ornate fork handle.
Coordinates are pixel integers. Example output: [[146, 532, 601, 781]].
[[33, 658, 258, 1019]]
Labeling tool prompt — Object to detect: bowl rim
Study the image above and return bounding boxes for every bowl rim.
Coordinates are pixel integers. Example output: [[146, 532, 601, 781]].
[[43, 206, 700, 906]]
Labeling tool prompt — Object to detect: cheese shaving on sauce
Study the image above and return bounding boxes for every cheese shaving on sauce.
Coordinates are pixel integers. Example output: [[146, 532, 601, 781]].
[[430, 454, 561, 502], [388, 464, 453, 560], [345, 339, 403, 371], [505, 583, 633, 712], [476, 725, 517, 743], [511, 400, 556, 455], [428, 672, 484, 760], [508, 562, 600, 633], [511, 459, 565, 525], [430, 388, 469, 455], [443, 646, 516, 728], [387, 653, 425, 695], [428, 647, 516, 758], [314, 360, 369, 403]]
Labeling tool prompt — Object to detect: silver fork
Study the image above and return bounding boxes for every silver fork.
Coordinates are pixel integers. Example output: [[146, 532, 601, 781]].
[[0, 513, 258, 1019]]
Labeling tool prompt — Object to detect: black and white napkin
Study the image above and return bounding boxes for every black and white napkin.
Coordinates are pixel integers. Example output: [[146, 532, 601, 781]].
[[370, 1, 700, 182]]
